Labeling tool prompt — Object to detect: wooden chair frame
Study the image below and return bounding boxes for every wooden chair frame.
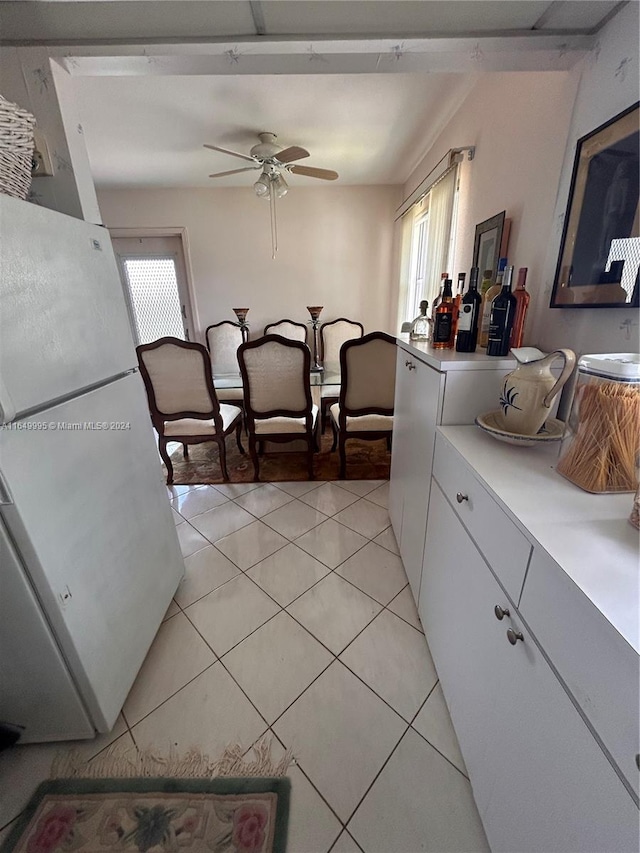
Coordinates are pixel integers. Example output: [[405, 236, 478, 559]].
[[136, 336, 244, 484], [238, 334, 319, 481], [319, 317, 364, 431], [330, 331, 396, 478], [263, 319, 309, 346]]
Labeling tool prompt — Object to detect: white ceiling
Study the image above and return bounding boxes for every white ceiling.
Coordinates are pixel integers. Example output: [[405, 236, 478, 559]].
[[74, 72, 474, 187], [4, 0, 625, 189], [0, 1, 624, 42]]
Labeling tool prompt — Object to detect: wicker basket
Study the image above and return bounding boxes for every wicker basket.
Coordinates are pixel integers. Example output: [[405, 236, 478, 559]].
[[0, 93, 36, 200]]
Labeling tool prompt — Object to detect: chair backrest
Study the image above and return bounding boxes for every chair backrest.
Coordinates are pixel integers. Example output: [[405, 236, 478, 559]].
[[205, 321, 247, 372], [320, 318, 364, 365], [136, 337, 222, 432], [238, 335, 312, 422], [263, 319, 308, 345], [339, 331, 396, 416]]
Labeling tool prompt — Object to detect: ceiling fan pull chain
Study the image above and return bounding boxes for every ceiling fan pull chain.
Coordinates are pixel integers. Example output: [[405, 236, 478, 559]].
[[270, 184, 278, 259]]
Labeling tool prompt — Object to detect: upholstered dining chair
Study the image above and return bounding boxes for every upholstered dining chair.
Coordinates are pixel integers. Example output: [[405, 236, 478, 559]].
[[205, 320, 248, 404], [263, 319, 309, 345], [136, 337, 244, 484], [237, 334, 319, 481], [319, 317, 364, 431], [330, 331, 396, 478]]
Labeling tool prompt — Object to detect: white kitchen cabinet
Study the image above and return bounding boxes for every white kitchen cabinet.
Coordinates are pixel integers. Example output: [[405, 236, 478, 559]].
[[419, 428, 639, 852], [389, 339, 513, 604], [389, 350, 443, 599], [419, 482, 506, 811]]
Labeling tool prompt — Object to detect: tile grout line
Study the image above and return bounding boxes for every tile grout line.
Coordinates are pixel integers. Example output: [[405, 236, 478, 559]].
[[266, 728, 353, 837], [124, 659, 219, 734]]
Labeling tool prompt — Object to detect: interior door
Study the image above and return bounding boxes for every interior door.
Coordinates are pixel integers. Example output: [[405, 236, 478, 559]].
[[112, 236, 194, 344]]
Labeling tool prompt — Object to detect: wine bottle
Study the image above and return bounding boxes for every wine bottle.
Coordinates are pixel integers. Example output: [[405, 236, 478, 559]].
[[510, 267, 530, 348], [432, 279, 455, 349], [487, 265, 517, 356], [452, 272, 466, 340], [479, 257, 507, 348], [455, 267, 482, 352], [409, 300, 430, 341]]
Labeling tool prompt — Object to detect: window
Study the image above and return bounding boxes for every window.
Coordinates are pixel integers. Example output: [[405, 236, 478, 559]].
[[397, 164, 459, 329]]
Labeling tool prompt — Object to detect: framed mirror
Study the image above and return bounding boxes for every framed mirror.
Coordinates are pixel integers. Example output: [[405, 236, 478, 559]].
[[550, 102, 639, 308]]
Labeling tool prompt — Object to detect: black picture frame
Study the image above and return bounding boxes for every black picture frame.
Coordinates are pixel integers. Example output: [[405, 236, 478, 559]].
[[550, 102, 639, 309], [472, 211, 506, 278]]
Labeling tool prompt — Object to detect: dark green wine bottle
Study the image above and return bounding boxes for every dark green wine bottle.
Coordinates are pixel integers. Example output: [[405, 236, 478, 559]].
[[487, 266, 517, 357], [455, 267, 481, 352]]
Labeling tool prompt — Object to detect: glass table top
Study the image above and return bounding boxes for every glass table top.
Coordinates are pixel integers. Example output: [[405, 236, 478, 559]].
[[213, 362, 341, 389]]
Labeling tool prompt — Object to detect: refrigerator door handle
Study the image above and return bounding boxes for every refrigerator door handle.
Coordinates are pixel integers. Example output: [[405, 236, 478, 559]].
[[0, 468, 14, 505], [0, 376, 17, 425]]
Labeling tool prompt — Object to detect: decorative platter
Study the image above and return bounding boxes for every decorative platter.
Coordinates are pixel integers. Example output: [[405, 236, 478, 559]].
[[475, 411, 565, 447]]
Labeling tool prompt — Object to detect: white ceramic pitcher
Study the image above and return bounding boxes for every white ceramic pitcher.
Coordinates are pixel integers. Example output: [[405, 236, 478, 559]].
[[496, 347, 576, 435]]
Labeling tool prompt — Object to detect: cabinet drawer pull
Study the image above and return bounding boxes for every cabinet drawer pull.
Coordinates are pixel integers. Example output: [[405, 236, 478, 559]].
[[408, 362, 416, 371], [494, 604, 510, 621], [456, 492, 469, 504], [506, 628, 524, 645], [405, 359, 412, 367]]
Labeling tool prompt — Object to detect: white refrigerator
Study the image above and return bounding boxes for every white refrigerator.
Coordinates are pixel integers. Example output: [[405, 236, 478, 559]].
[[0, 195, 184, 743]]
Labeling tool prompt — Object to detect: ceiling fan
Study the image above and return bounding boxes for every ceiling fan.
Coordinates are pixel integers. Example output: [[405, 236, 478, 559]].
[[204, 131, 338, 197], [204, 132, 339, 257]]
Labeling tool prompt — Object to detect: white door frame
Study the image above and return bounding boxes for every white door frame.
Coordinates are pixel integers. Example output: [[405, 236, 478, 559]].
[[109, 227, 201, 343]]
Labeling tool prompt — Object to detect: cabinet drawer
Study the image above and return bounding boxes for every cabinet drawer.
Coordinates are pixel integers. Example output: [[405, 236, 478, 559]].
[[520, 547, 640, 798], [433, 432, 531, 602]]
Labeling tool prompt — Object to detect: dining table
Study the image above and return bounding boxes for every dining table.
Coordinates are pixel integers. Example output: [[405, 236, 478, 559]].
[[212, 362, 341, 410]]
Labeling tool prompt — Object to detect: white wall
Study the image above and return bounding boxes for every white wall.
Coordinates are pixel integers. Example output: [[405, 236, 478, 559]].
[[529, 1, 640, 355], [397, 0, 639, 357], [397, 70, 580, 343], [98, 185, 400, 341]]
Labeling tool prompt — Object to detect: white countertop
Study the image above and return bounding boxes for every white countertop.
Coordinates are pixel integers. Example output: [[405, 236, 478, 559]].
[[438, 425, 640, 654], [397, 335, 515, 371]]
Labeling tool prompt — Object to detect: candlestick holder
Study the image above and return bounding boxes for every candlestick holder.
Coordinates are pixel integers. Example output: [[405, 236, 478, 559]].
[[307, 306, 324, 372], [233, 308, 250, 340]]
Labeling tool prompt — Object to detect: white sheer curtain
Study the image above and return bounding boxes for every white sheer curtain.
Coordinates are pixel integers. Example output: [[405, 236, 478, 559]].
[[395, 206, 418, 331], [396, 165, 458, 329], [421, 167, 457, 308]]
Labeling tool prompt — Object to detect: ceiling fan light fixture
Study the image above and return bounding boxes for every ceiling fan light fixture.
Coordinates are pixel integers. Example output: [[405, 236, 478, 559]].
[[273, 172, 288, 199], [253, 174, 271, 199]]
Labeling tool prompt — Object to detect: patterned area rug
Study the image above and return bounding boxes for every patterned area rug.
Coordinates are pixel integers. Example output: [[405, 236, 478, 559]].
[[2, 777, 290, 853], [165, 430, 391, 485]]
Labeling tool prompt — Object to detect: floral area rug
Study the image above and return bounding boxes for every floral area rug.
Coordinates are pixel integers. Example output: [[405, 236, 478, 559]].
[[165, 430, 391, 486], [1, 777, 290, 853]]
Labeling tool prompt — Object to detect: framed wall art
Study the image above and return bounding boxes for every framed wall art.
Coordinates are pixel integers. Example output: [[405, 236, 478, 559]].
[[472, 211, 509, 278], [550, 102, 639, 308]]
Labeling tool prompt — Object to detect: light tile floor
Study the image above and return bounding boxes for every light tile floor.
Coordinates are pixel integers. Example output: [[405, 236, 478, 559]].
[[0, 479, 489, 853]]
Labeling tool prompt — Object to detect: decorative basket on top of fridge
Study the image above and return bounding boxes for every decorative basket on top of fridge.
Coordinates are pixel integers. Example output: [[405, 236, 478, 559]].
[[0, 93, 35, 200]]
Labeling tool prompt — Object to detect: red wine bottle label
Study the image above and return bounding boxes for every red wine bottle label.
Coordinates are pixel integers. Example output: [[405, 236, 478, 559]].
[[433, 313, 453, 342], [457, 304, 473, 331]]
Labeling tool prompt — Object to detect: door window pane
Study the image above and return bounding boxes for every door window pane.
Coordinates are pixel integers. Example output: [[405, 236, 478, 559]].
[[122, 257, 185, 344]]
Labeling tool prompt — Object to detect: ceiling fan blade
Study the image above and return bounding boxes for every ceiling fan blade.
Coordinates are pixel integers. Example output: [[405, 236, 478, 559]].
[[289, 165, 339, 181], [275, 146, 310, 164], [203, 143, 257, 164], [208, 167, 260, 178]]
